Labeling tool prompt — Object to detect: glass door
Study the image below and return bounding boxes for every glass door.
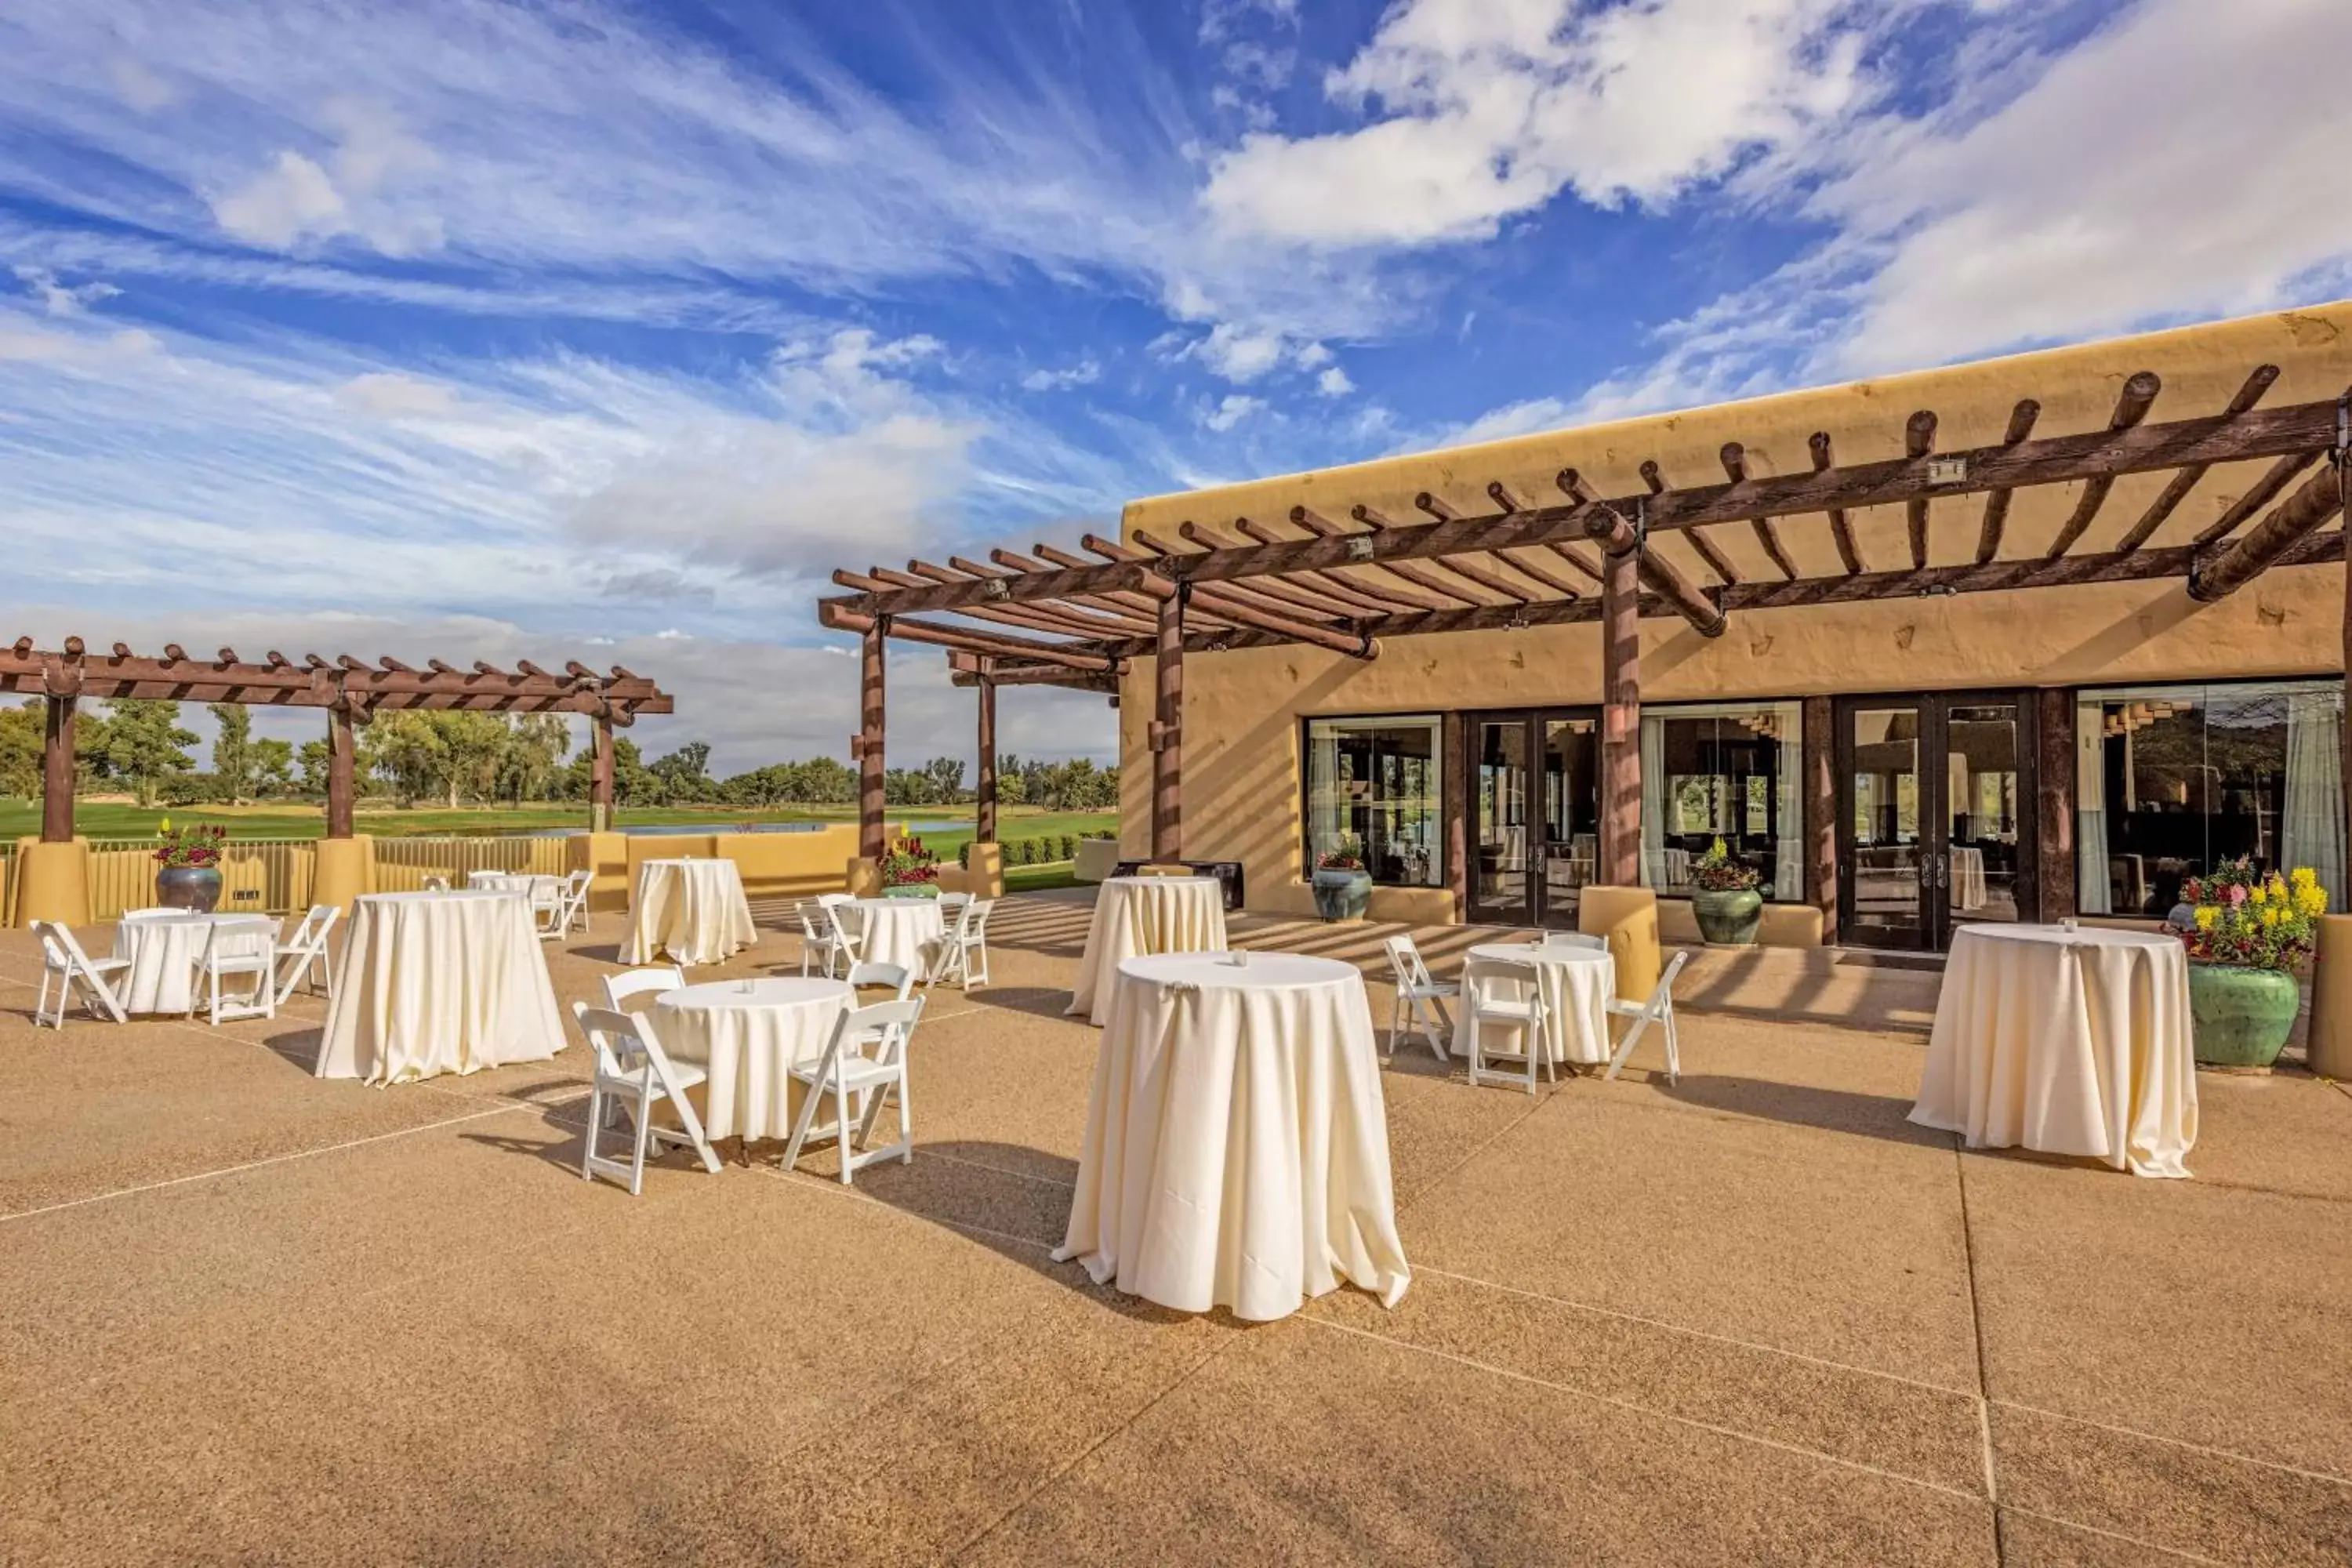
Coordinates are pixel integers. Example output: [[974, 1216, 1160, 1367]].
[[1838, 695, 2032, 949], [1468, 710, 1601, 927], [1468, 715, 1532, 924]]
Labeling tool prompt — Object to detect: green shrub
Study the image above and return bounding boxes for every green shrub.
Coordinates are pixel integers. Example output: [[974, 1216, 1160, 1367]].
[[1058, 833, 1077, 861], [957, 842, 972, 869]]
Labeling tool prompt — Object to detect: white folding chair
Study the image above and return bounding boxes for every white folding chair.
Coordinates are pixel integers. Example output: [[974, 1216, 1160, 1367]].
[[928, 898, 993, 990], [846, 960, 916, 1001], [1381, 934, 1455, 1063], [797, 900, 851, 978], [818, 894, 864, 968], [555, 869, 593, 935], [1602, 950, 1690, 1084], [190, 921, 276, 1025], [780, 996, 924, 1185], [1462, 957, 1551, 1095], [32, 921, 130, 1027], [1541, 930, 1609, 953], [527, 878, 566, 938], [272, 905, 341, 1005], [575, 1002, 723, 1196], [603, 966, 684, 1011]]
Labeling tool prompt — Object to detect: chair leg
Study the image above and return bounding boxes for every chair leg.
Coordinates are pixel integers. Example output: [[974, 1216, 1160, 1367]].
[[896, 1066, 913, 1164], [834, 1076, 855, 1185], [582, 1083, 604, 1181], [629, 1083, 653, 1196], [1663, 1004, 1681, 1084], [1425, 996, 1453, 1061]]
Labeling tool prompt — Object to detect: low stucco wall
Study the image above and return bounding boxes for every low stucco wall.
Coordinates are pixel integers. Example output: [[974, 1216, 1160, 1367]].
[[1112, 303, 2352, 936]]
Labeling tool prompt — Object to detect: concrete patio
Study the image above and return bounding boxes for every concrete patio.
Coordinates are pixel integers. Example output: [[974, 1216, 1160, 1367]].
[[4, 889, 2349, 1565]]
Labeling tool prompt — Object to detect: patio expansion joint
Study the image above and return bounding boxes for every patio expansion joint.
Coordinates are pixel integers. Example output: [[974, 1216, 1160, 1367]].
[[1955, 1141, 2004, 1550], [1297, 1313, 1991, 1508], [1984, 1398, 2352, 1492]]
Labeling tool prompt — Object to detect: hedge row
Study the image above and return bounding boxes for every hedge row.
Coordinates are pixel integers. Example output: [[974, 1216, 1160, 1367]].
[[957, 833, 1100, 869]]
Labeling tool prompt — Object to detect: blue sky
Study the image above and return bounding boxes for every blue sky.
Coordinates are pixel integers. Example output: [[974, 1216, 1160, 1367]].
[[2, 0, 2347, 774]]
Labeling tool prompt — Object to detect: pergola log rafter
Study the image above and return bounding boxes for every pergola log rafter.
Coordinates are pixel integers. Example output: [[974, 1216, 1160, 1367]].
[[818, 367, 2347, 709]]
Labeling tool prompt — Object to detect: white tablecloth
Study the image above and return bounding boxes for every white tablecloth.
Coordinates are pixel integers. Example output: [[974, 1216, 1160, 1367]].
[[112, 913, 278, 1014], [1910, 924, 2198, 1178], [622, 858, 757, 966], [314, 891, 568, 1085], [1951, 847, 1987, 913], [1066, 877, 1229, 1025], [844, 897, 946, 976], [655, 977, 855, 1142], [1055, 951, 1410, 1322], [1450, 942, 1615, 1066]]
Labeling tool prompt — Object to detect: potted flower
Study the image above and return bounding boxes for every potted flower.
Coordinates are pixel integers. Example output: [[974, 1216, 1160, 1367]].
[[880, 834, 940, 898], [1690, 837, 1763, 946], [2178, 859, 2324, 1069], [153, 820, 229, 913], [1311, 835, 1373, 922]]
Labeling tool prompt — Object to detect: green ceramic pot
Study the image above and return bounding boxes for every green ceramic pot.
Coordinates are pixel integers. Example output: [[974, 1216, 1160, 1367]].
[[1691, 887, 1763, 946], [156, 866, 223, 913], [2186, 963, 2299, 1069], [882, 884, 939, 900], [1311, 867, 1372, 922]]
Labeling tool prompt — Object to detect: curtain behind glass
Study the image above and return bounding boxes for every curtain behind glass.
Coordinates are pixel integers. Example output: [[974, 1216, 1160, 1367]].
[[2075, 699, 2111, 913], [1305, 725, 1341, 862], [2284, 690, 2346, 910], [1639, 716, 1666, 888], [1774, 717, 1802, 900]]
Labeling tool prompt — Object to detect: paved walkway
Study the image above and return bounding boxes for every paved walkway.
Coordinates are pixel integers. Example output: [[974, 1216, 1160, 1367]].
[[3, 893, 2348, 1563]]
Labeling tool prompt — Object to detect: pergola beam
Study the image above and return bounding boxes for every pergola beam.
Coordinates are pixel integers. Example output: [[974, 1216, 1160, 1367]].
[[2188, 463, 2347, 601], [2113, 365, 2276, 554], [2042, 371, 2163, 557], [1973, 401, 2043, 564], [1584, 508, 1728, 638], [817, 603, 1119, 671], [1639, 462, 1740, 585]]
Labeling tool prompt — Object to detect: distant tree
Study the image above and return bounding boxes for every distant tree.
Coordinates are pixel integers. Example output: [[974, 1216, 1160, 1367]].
[[648, 740, 715, 803], [298, 738, 331, 796], [921, 756, 965, 802], [100, 701, 199, 806], [208, 703, 254, 804], [995, 755, 1028, 807], [495, 713, 570, 803], [0, 701, 41, 797], [251, 737, 296, 797]]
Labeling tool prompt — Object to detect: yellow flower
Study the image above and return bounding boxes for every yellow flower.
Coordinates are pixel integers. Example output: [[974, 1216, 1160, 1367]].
[[2249, 880, 2267, 906], [2263, 905, 2281, 927], [2293, 866, 2318, 889], [2195, 906, 2218, 931], [2298, 885, 2330, 917]]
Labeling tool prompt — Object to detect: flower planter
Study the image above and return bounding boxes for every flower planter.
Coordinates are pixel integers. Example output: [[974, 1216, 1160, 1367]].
[[2186, 963, 2299, 1069], [882, 884, 939, 899], [157, 865, 223, 913], [1310, 867, 1372, 923], [1691, 887, 1763, 946]]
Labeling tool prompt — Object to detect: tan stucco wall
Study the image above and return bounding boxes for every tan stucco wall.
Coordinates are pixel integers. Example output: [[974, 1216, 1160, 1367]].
[[1115, 303, 2352, 923]]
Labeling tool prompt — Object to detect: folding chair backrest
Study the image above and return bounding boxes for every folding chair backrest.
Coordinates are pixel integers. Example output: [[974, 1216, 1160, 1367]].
[[32, 920, 85, 971], [307, 904, 343, 945], [964, 899, 995, 939], [200, 920, 270, 964], [1653, 949, 1690, 1004], [830, 995, 925, 1069], [796, 900, 829, 940], [846, 960, 914, 1000], [1460, 958, 1521, 1006], [604, 967, 685, 1011], [1384, 934, 1432, 992], [573, 1001, 648, 1080], [817, 893, 852, 909]]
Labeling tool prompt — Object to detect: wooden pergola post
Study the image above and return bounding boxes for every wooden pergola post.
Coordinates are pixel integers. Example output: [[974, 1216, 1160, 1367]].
[[40, 687, 76, 844], [859, 618, 887, 862], [325, 701, 359, 839], [1152, 586, 1185, 861], [590, 712, 615, 833], [1802, 695, 1836, 943], [975, 672, 997, 844], [1598, 532, 1641, 884]]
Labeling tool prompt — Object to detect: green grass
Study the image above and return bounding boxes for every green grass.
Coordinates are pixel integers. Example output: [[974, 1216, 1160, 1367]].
[[0, 797, 1114, 856]]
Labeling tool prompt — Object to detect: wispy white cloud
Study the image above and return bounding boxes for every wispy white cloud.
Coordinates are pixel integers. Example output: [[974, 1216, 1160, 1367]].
[[1201, 392, 1265, 432], [1021, 359, 1101, 392]]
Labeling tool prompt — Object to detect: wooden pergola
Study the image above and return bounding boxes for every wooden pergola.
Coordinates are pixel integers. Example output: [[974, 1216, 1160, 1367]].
[[819, 367, 2350, 899], [2, 638, 674, 842]]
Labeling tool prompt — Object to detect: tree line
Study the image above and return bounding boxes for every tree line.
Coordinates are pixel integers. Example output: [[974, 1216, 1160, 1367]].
[[0, 700, 1116, 811]]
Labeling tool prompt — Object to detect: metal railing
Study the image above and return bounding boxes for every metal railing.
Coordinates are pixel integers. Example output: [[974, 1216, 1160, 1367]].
[[81, 835, 576, 919]]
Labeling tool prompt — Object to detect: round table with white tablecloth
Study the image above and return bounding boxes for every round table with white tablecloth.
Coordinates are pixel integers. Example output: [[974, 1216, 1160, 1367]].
[[653, 976, 856, 1142], [1065, 876, 1229, 1025], [842, 897, 946, 978], [1450, 941, 1616, 1067], [314, 891, 568, 1085], [1910, 924, 2198, 1178], [621, 858, 757, 966], [111, 913, 278, 1014], [1054, 951, 1410, 1322]]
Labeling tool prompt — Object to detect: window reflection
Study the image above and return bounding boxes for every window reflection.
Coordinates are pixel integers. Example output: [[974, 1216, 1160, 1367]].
[[2076, 681, 2344, 915], [1639, 701, 1802, 901], [1305, 715, 1443, 887]]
